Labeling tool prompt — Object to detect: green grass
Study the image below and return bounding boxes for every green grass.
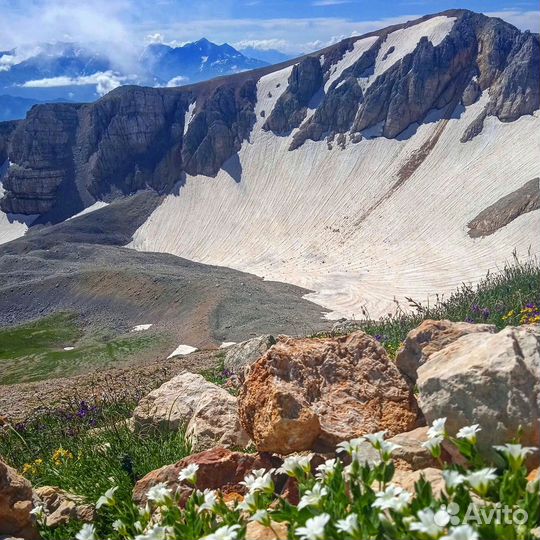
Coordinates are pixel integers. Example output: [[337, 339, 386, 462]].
[[0, 312, 166, 384], [313, 257, 540, 357], [0, 396, 191, 507]]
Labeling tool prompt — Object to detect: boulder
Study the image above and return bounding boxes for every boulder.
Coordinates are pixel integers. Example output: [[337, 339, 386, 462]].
[[0, 460, 39, 540], [246, 521, 288, 540], [238, 332, 420, 454], [417, 325, 540, 460], [223, 335, 276, 381], [396, 319, 496, 382], [387, 427, 442, 471], [34, 486, 94, 527], [133, 373, 248, 452], [186, 391, 250, 452], [133, 447, 281, 506], [393, 467, 445, 496]]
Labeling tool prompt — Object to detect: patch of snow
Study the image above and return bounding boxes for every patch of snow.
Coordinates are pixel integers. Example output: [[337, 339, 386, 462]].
[[220, 341, 236, 349], [131, 324, 153, 332], [67, 201, 109, 220], [184, 101, 196, 135], [167, 344, 198, 358], [63, 346, 75, 351], [359, 16, 456, 91], [324, 36, 378, 92], [0, 182, 37, 245]]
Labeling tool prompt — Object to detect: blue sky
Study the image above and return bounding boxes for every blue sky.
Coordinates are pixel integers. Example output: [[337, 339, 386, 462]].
[[0, 0, 538, 55]]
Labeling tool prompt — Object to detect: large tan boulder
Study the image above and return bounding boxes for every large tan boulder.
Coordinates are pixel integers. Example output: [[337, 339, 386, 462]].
[[133, 447, 281, 506], [396, 319, 496, 382], [0, 460, 39, 540], [133, 372, 249, 450], [417, 325, 540, 459], [238, 332, 420, 454]]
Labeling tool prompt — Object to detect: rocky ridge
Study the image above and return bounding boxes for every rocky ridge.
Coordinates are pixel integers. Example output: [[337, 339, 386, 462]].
[[0, 9, 538, 221]]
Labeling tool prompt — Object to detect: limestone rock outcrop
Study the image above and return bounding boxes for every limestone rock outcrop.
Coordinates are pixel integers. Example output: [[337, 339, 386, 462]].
[[417, 325, 540, 459], [133, 372, 249, 451], [238, 332, 420, 454], [395, 319, 496, 382], [34, 486, 95, 528]]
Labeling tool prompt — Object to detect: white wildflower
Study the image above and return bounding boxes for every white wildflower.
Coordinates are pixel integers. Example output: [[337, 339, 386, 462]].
[[277, 455, 312, 477], [146, 482, 172, 504], [240, 468, 274, 494], [337, 437, 364, 455], [336, 514, 358, 535], [298, 482, 328, 510], [456, 424, 481, 442], [372, 484, 411, 512], [315, 458, 337, 480], [249, 509, 270, 525], [296, 513, 330, 540], [379, 440, 402, 460], [238, 491, 257, 512], [76, 523, 96, 540], [409, 508, 443, 538], [494, 443, 537, 468], [441, 524, 479, 540], [96, 485, 118, 508], [466, 468, 498, 494], [135, 525, 167, 540], [178, 463, 199, 484], [112, 519, 126, 532], [202, 524, 241, 540], [422, 434, 444, 455], [198, 489, 218, 513], [29, 504, 46, 525], [442, 470, 466, 490], [427, 417, 447, 439], [364, 430, 388, 449]]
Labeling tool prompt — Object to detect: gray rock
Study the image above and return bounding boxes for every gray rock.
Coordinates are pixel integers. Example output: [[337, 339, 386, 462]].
[[133, 371, 249, 451], [417, 325, 540, 461], [223, 334, 276, 380], [468, 178, 540, 238], [263, 56, 323, 134], [396, 319, 496, 382]]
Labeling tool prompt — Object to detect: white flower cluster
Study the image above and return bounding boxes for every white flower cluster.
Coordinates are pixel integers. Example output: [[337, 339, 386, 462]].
[[67, 418, 537, 540]]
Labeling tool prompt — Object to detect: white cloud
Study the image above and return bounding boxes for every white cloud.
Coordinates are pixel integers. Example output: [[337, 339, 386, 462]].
[[233, 39, 290, 51], [485, 10, 540, 33], [0, 45, 42, 72], [22, 71, 127, 96], [166, 75, 189, 87]]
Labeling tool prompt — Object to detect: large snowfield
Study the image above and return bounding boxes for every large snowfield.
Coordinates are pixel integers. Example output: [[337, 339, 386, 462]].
[[129, 17, 540, 319]]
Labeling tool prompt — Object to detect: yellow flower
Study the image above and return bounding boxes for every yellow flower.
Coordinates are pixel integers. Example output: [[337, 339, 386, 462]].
[[52, 447, 74, 465], [34, 458, 43, 465]]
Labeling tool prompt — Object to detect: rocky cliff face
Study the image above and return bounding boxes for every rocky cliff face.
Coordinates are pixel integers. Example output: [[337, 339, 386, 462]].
[[0, 9, 538, 220]]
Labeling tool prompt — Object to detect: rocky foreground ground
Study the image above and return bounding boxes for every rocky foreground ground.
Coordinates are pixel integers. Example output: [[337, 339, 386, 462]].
[[1, 319, 539, 539]]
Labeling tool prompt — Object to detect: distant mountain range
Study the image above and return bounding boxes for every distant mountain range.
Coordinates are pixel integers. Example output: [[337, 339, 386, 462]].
[[0, 39, 289, 120]]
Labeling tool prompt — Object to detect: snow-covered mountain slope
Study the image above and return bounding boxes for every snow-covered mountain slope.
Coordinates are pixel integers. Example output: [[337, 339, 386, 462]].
[[129, 74, 539, 318], [1, 10, 539, 320]]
